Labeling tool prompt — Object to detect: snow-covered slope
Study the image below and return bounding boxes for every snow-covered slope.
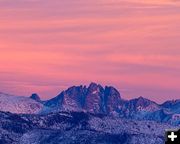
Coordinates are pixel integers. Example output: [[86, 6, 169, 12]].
[[0, 83, 179, 125], [43, 83, 179, 125], [161, 100, 180, 113], [0, 92, 43, 114], [0, 111, 178, 144]]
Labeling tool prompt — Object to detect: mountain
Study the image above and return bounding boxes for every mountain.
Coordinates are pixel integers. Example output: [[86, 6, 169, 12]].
[[0, 83, 180, 125], [117, 96, 160, 118], [0, 92, 44, 114], [0, 111, 177, 144], [0, 83, 180, 143], [161, 100, 180, 113], [44, 82, 121, 115], [30, 93, 41, 102]]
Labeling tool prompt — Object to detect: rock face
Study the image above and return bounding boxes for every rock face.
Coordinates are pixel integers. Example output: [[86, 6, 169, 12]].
[[45, 82, 121, 114], [42, 83, 179, 126], [30, 93, 41, 102], [104, 86, 121, 114], [85, 83, 105, 113], [0, 83, 180, 143], [62, 86, 87, 111], [44, 92, 64, 109], [118, 97, 160, 118], [0, 83, 179, 125]]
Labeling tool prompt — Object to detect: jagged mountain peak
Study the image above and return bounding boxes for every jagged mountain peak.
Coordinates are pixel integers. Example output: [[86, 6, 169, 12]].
[[89, 82, 98, 88], [87, 82, 103, 94], [0, 83, 179, 126], [104, 86, 121, 98], [44, 83, 121, 114]]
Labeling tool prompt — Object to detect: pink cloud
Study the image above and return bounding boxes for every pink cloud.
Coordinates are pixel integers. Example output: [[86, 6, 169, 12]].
[[0, 0, 180, 102]]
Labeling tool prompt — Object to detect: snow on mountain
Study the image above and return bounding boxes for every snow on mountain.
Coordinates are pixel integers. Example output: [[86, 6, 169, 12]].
[[0, 83, 180, 144], [44, 86, 87, 112], [62, 85, 87, 112], [116, 97, 180, 125], [104, 86, 121, 112], [44, 82, 121, 114], [86, 83, 105, 113], [0, 111, 178, 144], [0, 92, 43, 114], [128, 96, 159, 112], [117, 96, 160, 118], [0, 83, 179, 125], [161, 99, 180, 113]]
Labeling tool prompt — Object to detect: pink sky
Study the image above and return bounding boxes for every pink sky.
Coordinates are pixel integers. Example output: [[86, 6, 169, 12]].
[[0, 0, 180, 103]]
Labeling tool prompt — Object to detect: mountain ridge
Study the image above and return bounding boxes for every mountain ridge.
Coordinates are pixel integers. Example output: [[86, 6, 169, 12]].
[[0, 110, 176, 144], [0, 82, 179, 126]]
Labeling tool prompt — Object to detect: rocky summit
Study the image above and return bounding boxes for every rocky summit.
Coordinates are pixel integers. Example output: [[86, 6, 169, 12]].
[[44, 82, 121, 114], [0, 83, 180, 144]]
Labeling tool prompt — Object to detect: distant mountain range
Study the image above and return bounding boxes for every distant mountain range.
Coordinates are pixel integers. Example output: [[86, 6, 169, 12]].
[[0, 83, 179, 126], [0, 82, 180, 144]]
